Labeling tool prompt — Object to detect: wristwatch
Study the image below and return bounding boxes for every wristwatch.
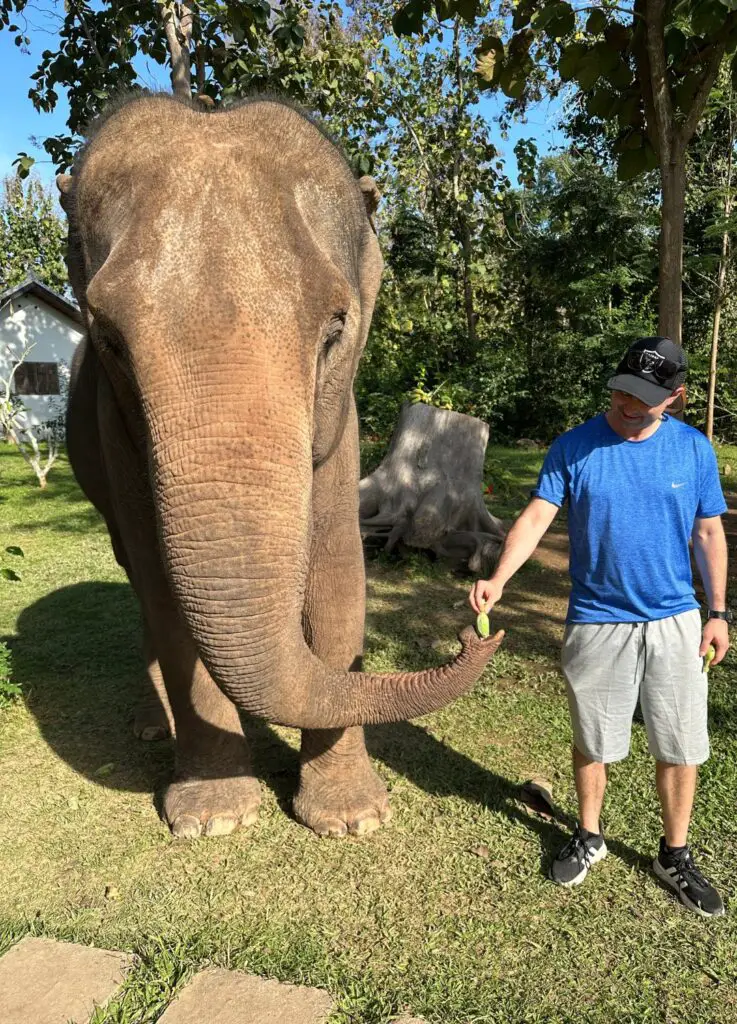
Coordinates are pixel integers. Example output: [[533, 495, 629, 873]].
[[708, 608, 733, 623]]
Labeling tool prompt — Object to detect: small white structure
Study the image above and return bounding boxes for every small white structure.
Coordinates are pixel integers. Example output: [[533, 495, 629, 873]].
[[0, 275, 83, 429]]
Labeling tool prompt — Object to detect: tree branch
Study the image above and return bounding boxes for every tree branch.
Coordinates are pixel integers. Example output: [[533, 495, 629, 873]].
[[70, 1, 107, 71], [632, 0, 659, 156], [160, 1, 193, 98], [679, 41, 728, 147], [643, 0, 673, 163]]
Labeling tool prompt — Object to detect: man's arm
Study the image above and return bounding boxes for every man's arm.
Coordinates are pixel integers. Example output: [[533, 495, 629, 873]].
[[469, 497, 560, 613], [692, 515, 730, 665]]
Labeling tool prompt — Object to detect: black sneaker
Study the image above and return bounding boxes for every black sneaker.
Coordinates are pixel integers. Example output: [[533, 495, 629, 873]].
[[550, 825, 607, 887], [653, 838, 725, 918]]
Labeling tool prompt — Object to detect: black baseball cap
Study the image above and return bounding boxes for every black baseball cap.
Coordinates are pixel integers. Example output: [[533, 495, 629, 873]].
[[607, 336, 687, 407]]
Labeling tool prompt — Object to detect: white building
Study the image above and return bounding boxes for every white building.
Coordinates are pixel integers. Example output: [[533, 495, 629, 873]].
[[0, 275, 83, 430]]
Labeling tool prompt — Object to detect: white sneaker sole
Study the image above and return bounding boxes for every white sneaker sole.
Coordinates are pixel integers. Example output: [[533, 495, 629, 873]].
[[551, 840, 607, 887], [652, 857, 725, 918]]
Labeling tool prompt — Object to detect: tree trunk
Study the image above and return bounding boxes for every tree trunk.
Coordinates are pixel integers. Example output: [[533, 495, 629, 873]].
[[659, 150, 686, 344], [706, 104, 734, 442], [160, 1, 193, 98], [706, 225, 730, 441], [359, 403, 505, 577]]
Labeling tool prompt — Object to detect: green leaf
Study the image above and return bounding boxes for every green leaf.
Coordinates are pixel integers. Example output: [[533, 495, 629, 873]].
[[586, 89, 616, 118], [559, 42, 587, 81], [5, 547, 24, 558], [541, 2, 575, 40], [665, 26, 687, 62], [575, 58, 602, 92], [455, 0, 479, 24], [1, 568, 21, 582], [12, 153, 35, 180], [692, 0, 728, 36], [392, 0, 424, 36], [499, 65, 526, 99], [586, 9, 607, 35], [476, 49, 500, 81], [617, 146, 649, 181], [605, 62, 633, 89]]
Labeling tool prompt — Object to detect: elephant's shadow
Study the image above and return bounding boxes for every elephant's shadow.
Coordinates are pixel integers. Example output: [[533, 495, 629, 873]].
[[7, 581, 649, 874]]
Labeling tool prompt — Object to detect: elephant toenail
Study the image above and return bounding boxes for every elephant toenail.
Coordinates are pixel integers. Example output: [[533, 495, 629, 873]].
[[140, 725, 168, 741], [172, 814, 202, 839], [352, 816, 381, 836], [204, 814, 238, 837]]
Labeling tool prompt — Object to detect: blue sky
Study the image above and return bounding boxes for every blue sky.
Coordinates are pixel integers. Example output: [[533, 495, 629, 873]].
[[0, 12, 564, 190]]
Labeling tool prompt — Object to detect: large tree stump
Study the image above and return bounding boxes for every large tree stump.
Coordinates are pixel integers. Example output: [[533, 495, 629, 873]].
[[359, 402, 506, 576]]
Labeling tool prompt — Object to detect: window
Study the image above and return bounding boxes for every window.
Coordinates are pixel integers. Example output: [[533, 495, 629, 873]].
[[12, 362, 60, 396]]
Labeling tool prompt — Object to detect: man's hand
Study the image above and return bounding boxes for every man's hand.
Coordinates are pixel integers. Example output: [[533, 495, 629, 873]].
[[470, 577, 504, 615], [700, 619, 730, 666]]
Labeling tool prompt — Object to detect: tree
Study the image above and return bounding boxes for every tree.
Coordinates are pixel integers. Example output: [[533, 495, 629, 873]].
[[1, 0, 372, 174], [0, 340, 66, 488], [0, 176, 67, 293], [393, 0, 737, 353]]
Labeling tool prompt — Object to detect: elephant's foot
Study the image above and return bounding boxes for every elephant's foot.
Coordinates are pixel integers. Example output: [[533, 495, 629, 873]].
[[133, 701, 172, 742], [163, 774, 261, 838], [294, 728, 390, 838]]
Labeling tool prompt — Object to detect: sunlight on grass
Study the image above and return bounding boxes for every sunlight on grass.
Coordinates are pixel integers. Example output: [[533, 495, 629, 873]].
[[0, 445, 736, 1023]]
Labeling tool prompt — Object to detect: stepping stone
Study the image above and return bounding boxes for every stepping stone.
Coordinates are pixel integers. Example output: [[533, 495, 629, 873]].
[[159, 967, 332, 1024], [0, 936, 131, 1024]]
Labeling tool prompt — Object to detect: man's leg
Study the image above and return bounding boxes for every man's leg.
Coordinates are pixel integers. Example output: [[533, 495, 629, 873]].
[[643, 613, 722, 916], [574, 745, 609, 835], [656, 761, 697, 848]]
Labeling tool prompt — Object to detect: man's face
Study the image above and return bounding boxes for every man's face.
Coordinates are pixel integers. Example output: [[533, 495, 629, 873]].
[[609, 388, 681, 435]]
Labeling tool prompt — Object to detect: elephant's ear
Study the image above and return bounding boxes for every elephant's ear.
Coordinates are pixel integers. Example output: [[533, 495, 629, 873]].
[[56, 173, 73, 214], [358, 175, 380, 233]]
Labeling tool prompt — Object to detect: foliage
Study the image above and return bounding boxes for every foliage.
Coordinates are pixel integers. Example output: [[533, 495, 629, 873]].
[[0, 639, 20, 707], [0, 177, 68, 293], [3, 0, 737, 444], [0, 0, 372, 172]]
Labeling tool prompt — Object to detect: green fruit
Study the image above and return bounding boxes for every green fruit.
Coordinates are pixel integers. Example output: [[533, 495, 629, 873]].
[[704, 645, 716, 672], [476, 611, 490, 638]]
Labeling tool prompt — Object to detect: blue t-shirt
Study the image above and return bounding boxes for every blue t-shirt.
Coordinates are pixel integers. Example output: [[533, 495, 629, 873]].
[[532, 414, 727, 624]]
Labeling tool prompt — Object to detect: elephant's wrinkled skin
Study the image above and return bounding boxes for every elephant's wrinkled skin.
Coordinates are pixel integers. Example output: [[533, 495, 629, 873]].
[[58, 94, 504, 839]]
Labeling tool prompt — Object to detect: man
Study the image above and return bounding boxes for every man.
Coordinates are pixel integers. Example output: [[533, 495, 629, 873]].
[[470, 337, 731, 917]]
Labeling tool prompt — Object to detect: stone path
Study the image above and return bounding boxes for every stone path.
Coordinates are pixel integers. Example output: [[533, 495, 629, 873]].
[[0, 937, 429, 1022], [0, 936, 131, 1024], [159, 967, 333, 1023], [0, 937, 335, 1023]]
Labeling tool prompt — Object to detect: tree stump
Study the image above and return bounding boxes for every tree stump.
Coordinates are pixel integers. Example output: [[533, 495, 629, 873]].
[[359, 402, 506, 576]]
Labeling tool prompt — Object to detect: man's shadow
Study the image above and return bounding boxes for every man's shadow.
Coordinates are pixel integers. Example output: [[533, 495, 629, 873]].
[[8, 581, 649, 874]]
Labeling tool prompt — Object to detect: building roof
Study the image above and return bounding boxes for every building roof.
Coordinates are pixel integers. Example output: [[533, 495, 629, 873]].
[[0, 274, 82, 325]]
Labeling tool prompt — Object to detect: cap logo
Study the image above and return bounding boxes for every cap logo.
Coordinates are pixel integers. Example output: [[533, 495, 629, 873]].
[[637, 349, 664, 374]]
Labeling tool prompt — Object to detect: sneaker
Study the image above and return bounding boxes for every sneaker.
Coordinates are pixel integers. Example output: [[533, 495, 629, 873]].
[[653, 838, 725, 918], [550, 825, 607, 886]]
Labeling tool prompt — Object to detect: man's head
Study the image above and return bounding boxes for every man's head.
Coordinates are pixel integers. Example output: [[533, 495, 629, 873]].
[[607, 336, 686, 435]]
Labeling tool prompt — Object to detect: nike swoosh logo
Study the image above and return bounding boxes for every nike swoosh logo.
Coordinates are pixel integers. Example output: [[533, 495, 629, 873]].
[[672, 482, 686, 488]]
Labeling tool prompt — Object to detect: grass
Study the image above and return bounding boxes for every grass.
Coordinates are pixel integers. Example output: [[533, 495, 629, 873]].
[[0, 441, 736, 1024]]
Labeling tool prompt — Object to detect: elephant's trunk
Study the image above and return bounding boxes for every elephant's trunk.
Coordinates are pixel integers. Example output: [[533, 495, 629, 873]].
[[144, 352, 502, 729]]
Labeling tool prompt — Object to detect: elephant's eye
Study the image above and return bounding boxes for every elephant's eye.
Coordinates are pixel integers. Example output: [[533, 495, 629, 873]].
[[323, 313, 346, 354]]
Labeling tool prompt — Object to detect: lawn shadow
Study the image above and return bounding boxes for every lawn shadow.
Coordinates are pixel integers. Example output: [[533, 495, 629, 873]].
[[366, 722, 650, 875], [8, 579, 647, 877]]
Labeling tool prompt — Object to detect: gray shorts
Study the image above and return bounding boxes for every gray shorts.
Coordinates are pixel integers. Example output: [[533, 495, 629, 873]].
[[561, 609, 709, 765]]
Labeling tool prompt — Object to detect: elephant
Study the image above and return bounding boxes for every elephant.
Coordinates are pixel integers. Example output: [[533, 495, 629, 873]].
[[56, 93, 504, 840]]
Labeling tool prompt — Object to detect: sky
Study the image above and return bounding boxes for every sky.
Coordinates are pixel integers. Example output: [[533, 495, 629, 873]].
[[0, 6, 565, 191]]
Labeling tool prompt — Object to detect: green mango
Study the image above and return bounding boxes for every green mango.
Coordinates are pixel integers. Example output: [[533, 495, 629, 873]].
[[476, 611, 490, 638]]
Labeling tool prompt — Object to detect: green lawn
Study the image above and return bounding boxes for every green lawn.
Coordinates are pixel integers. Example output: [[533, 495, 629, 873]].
[[0, 442, 736, 1024]]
